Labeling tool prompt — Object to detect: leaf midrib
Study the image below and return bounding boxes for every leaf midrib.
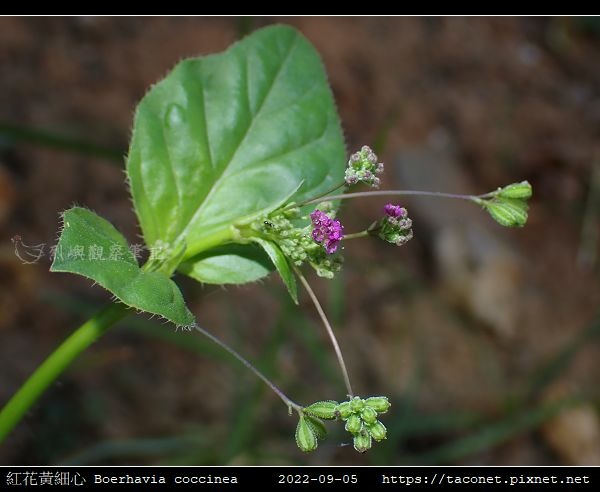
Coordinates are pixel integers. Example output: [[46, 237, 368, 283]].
[[177, 34, 300, 244]]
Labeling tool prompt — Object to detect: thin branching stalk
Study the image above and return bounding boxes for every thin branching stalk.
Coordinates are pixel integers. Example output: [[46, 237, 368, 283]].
[[301, 189, 478, 207], [289, 181, 346, 210], [342, 231, 370, 241], [293, 266, 354, 398], [192, 324, 303, 413]]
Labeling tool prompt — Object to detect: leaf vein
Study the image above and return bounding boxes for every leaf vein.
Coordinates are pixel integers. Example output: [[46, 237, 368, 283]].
[[179, 35, 300, 240]]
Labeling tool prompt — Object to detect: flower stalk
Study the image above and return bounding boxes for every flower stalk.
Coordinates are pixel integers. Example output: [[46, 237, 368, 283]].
[[294, 265, 354, 398]]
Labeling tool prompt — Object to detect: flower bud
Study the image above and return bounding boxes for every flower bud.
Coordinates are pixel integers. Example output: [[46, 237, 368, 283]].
[[335, 401, 353, 419], [345, 413, 363, 434], [365, 396, 391, 413], [305, 400, 339, 420], [496, 181, 532, 199], [366, 420, 387, 441], [484, 198, 528, 228], [295, 415, 318, 452], [353, 430, 372, 453], [305, 415, 328, 440], [350, 396, 365, 412], [361, 406, 378, 424]]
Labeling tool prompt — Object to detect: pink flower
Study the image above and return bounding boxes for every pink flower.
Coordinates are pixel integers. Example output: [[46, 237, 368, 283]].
[[310, 209, 344, 254], [384, 203, 407, 218]]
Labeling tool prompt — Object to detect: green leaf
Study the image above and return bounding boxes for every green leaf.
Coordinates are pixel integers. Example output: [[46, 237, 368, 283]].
[[295, 415, 318, 452], [305, 400, 339, 420], [126, 25, 345, 285], [179, 243, 273, 285], [51, 208, 195, 328], [251, 238, 297, 304]]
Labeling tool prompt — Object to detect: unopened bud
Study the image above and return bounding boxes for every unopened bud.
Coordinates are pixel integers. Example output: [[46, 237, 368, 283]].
[[305, 415, 328, 440], [295, 415, 318, 452], [365, 396, 391, 413], [305, 400, 338, 420], [350, 396, 365, 412], [361, 406, 378, 424], [496, 181, 532, 199], [345, 414, 363, 434], [353, 430, 372, 453], [367, 420, 387, 441], [483, 198, 529, 228], [335, 401, 353, 419]]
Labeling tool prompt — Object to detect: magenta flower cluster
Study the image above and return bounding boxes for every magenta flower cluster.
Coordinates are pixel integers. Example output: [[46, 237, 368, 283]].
[[310, 209, 344, 254], [376, 203, 413, 246], [383, 204, 407, 218]]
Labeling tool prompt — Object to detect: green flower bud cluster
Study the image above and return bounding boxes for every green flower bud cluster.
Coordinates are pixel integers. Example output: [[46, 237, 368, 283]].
[[371, 204, 413, 246], [252, 203, 343, 279], [295, 396, 390, 453], [345, 145, 384, 188], [474, 181, 532, 228], [335, 396, 390, 453]]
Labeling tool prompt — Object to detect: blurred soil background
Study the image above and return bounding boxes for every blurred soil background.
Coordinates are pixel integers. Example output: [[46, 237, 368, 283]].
[[1, 16, 599, 465]]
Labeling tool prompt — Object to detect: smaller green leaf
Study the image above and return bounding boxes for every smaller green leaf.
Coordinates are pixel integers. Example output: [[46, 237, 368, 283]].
[[366, 420, 387, 441], [305, 400, 339, 420], [51, 208, 194, 327], [496, 181, 533, 199], [295, 415, 318, 452], [353, 430, 372, 453], [483, 198, 529, 228], [365, 396, 391, 414], [251, 238, 298, 304], [305, 415, 327, 440]]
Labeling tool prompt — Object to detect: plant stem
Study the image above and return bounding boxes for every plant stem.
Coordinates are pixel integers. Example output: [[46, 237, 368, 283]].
[[301, 189, 478, 207], [293, 266, 354, 398], [287, 181, 347, 210], [192, 324, 303, 413], [343, 230, 370, 241], [0, 303, 129, 443]]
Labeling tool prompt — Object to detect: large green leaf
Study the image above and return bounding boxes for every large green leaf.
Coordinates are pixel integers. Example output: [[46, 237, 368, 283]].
[[51, 208, 195, 328], [178, 243, 273, 285], [126, 25, 345, 284]]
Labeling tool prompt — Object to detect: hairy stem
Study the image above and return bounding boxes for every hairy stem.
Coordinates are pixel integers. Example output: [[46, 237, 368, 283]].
[[293, 266, 354, 398], [302, 189, 478, 207], [192, 324, 303, 413], [0, 303, 129, 443]]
